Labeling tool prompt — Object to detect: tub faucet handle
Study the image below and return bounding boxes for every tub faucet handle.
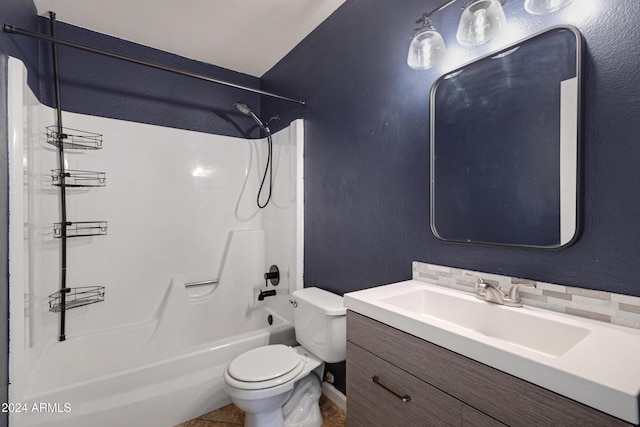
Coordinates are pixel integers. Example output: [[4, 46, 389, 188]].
[[264, 265, 280, 286]]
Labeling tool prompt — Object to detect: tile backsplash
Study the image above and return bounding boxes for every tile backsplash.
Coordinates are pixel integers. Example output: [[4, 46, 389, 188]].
[[413, 261, 640, 330]]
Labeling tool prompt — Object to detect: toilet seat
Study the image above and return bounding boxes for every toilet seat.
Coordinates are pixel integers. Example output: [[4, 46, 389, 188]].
[[226, 345, 305, 390]]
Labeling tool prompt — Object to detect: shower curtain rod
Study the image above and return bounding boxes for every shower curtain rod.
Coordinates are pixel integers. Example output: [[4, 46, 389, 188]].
[[3, 23, 306, 105]]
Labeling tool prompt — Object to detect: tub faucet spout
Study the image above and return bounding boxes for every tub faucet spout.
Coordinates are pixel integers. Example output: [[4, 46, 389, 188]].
[[258, 289, 277, 301]]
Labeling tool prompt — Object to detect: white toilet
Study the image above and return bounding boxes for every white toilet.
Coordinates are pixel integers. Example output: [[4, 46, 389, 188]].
[[223, 287, 346, 427]]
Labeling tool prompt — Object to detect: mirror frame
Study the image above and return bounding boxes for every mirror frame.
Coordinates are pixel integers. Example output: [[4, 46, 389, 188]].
[[429, 25, 582, 249]]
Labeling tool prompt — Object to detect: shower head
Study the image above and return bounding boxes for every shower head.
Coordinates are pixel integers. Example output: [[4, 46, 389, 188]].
[[234, 102, 275, 208], [234, 102, 270, 134], [234, 102, 253, 116]]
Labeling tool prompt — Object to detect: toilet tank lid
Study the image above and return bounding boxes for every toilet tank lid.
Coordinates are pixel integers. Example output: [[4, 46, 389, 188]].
[[292, 287, 346, 316]]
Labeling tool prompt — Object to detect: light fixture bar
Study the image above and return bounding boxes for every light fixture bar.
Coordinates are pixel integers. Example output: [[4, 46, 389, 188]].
[[3, 23, 306, 106], [426, 0, 458, 18]]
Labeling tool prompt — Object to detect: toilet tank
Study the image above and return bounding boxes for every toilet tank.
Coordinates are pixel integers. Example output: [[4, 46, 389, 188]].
[[292, 287, 346, 363]]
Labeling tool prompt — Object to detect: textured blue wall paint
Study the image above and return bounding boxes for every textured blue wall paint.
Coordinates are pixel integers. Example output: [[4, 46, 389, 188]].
[[263, 0, 640, 297], [36, 17, 264, 139]]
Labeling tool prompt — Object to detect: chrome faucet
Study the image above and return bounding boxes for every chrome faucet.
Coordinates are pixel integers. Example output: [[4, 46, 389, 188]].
[[482, 281, 506, 304], [466, 273, 536, 308]]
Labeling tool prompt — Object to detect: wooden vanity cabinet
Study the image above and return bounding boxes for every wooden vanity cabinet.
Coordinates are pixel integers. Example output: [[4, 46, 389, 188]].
[[346, 311, 633, 427]]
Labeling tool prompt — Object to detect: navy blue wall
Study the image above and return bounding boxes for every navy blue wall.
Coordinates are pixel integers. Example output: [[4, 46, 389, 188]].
[[263, 0, 640, 297]]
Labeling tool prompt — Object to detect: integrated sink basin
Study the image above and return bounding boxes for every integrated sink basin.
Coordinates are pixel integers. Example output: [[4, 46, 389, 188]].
[[379, 289, 590, 357], [344, 279, 640, 424]]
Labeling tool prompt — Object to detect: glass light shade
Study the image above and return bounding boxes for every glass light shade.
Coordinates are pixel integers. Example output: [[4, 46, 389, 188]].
[[407, 27, 446, 70], [524, 0, 573, 15], [456, 0, 507, 46]]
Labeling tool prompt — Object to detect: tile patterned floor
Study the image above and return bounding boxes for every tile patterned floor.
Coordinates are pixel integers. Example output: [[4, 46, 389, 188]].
[[175, 394, 346, 427]]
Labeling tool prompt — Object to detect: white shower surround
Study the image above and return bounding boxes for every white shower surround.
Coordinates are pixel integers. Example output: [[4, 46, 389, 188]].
[[7, 57, 304, 426]]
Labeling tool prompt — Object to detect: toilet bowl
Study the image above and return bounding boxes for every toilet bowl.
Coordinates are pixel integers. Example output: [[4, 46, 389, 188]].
[[223, 287, 346, 427], [224, 345, 323, 427]]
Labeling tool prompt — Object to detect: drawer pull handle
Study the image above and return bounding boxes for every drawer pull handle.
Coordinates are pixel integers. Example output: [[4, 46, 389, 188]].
[[371, 376, 411, 402]]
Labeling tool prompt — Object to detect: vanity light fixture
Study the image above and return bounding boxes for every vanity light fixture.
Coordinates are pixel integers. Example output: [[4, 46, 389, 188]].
[[407, 14, 447, 70], [407, 0, 456, 70], [524, 0, 573, 15], [408, 0, 572, 70], [456, 0, 507, 46]]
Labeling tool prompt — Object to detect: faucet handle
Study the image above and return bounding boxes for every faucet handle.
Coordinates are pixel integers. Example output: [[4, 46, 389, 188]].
[[465, 272, 484, 288], [464, 272, 500, 291], [506, 282, 537, 302]]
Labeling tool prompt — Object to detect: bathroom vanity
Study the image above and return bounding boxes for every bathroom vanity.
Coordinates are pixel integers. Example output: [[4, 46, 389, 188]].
[[344, 281, 640, 426], [346, 311, 630, 426]]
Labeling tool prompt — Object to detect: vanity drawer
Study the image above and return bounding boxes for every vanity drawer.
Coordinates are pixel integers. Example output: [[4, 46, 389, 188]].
[[347, 341, 462, 426], [347, 310, 633, 427], [462, 405, 505, 427]]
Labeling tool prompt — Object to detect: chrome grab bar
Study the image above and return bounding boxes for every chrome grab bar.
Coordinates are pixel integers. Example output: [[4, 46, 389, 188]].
[[184, 279, 219, 288]]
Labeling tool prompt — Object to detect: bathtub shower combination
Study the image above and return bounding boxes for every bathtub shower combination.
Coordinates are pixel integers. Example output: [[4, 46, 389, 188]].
[[7, 58, 304, 427]]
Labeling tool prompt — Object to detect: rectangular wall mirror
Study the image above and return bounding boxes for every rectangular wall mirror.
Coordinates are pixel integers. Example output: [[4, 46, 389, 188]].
[[430, 26, 581, 248]]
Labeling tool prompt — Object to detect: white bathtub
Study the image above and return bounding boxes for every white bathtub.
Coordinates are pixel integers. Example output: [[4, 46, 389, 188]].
[[13, 296, 295, 427], [10, 228, 298, 427]]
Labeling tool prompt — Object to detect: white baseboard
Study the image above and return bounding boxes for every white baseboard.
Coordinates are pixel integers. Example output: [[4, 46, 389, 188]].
[[322, 382, 346, 412]]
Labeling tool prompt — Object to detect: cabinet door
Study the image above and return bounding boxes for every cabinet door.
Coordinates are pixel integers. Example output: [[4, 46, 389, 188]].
[[347, 342, 462, 427], [462, 405, 506, 427]]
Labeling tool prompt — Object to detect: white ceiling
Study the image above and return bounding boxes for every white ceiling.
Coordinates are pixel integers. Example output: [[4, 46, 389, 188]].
[[33, 0, 346, 77]]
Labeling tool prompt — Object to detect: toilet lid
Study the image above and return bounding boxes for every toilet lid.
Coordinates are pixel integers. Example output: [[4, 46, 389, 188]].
[[227, 345, 303, 383]]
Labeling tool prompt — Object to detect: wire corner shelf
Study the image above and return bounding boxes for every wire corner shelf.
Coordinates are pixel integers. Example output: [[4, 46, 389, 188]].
[[51, 169, 106, 187], [46, 125, 103, 150], [49, 286, 105, 313], [54, 221, 108, 238]]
